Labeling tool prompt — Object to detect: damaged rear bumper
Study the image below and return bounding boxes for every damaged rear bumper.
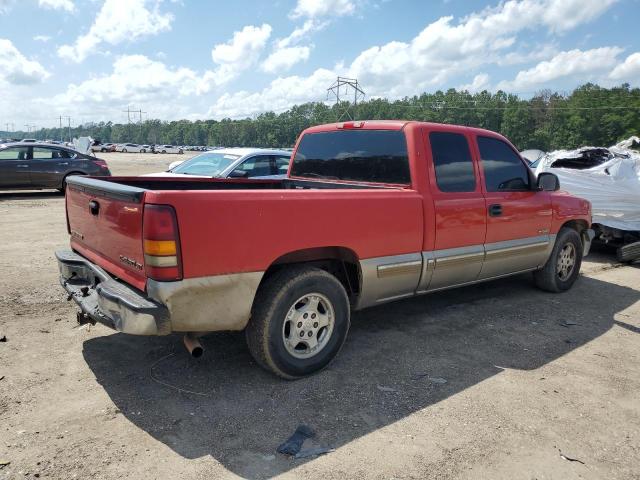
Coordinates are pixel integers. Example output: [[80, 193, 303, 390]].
[[56, 250, 170, 335]]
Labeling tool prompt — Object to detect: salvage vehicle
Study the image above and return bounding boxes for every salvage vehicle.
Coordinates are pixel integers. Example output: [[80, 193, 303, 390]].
[[157, 145, 184, 154], [56, 121, 593, 378], [0, 142, 111, 191], [534, 142, 640, 262], [145, 148, 292, 179]]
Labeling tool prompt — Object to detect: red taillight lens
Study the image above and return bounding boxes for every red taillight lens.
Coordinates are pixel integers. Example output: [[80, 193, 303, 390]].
[[93, 159, 109, 169], [142, 205, 182, 281]]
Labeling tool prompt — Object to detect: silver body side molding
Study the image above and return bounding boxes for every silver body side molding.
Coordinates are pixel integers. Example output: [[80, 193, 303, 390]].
[[356, 235, 556, 310]]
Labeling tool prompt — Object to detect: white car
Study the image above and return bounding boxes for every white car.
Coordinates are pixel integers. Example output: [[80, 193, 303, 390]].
[[117, 143, 148, 153], [156, 145, 183, 154], [143, 148, 292, 180]]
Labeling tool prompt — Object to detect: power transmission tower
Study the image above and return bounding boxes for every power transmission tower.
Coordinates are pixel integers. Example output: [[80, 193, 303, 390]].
[[58, 116, 72, 142], [327, 76, 365, 121], [123, 105, 134, 141]]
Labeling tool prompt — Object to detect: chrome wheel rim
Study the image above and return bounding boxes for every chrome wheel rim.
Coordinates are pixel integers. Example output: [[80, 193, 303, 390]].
[[282, 293, 335, 359], [557, 243, 576, 281]]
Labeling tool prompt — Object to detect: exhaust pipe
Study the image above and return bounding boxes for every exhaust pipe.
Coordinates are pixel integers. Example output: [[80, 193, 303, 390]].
[[183, 333, 204, 358]]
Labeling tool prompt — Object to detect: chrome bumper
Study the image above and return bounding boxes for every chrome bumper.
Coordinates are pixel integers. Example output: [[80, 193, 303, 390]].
[[56, 250, 170, 335]]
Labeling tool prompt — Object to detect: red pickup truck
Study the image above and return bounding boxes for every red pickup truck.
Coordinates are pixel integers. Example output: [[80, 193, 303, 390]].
[[57, 121, 594, 378]]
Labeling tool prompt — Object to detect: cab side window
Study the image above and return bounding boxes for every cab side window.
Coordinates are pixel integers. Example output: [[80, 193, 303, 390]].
[[429, 132, 476, 192], [275, 155, 291, 175], [478, 136, 530, 192]]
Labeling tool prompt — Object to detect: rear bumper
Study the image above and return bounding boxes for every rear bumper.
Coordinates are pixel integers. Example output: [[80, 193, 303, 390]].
[[56, 250, 265, 335], [56, 250, 170, 335]]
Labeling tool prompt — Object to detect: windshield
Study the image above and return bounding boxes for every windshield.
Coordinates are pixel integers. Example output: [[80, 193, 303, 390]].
[[171, 152, 241, 176]]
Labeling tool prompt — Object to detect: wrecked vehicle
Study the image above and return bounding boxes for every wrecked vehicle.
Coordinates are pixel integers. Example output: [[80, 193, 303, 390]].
[[56, 121, 594, 378], [534, 138, 640, 262]]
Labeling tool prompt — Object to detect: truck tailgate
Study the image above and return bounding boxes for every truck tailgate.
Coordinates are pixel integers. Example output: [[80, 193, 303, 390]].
[[65, 177, 147, 291]]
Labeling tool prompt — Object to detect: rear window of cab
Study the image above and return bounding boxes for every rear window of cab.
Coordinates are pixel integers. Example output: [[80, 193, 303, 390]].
[[290, 130, 411, 184]]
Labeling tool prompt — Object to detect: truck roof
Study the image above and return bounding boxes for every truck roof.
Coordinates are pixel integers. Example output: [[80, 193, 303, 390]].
[[301, 120, 503, 138]]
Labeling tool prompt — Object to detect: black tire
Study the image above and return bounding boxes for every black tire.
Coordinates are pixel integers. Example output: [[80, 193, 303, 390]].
[[58, 172, 85, 192], [246, 266, 350, 379], [101, 148, 107, 152], [178, 149, 183, 154], [141, 149, 146, 153], [122, 149, 127, 153], [533, 227, 583, 292]]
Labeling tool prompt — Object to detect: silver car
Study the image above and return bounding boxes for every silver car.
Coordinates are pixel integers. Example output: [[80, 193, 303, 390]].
[[144, 147, 292, 179], [0, 142, 111, 191]]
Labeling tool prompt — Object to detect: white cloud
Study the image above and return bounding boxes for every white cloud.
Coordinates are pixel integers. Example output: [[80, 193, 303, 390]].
[[262, 46, 311, 73], [497, 47, 623, 91], [277, 19, 327, 49], [58, 0, 173, 63], [33, 35, 52, 42], [207, 0, 618, 118], [207, 24, 272, 85], [290, 0, 355, 19], [209, 68, 337, 118], [610, 52, 640, 81], [0, 38, 50, 85], [460, 73, 490, 92], [38, 0, 74, 12], [48, 55, 202, 119]]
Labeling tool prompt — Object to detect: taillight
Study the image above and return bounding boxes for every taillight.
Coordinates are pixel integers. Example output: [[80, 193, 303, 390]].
[[93, 159, 109, 169], [142, 205, 182, 281]]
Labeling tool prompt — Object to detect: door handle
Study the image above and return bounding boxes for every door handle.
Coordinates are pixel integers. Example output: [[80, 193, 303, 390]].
[[489, 204, 502, 217], [57, 162, 69, 166], [17, 164, 29, 168]]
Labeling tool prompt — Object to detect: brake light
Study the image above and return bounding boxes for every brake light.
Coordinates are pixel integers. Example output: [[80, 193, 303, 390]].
[[337, 121, 364, 129], [143, 205, 182, 281], [93, 159, 109, 169]]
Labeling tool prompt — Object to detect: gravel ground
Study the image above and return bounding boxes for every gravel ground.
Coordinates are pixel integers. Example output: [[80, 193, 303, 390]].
[[0, 153, 638, 480]]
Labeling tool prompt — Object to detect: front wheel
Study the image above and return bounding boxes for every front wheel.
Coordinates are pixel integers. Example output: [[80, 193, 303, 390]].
[[246, 266, 350, 379], [122, 149, 127, 153], [534, 227, 583, 292], [140, 149, 146, 153]]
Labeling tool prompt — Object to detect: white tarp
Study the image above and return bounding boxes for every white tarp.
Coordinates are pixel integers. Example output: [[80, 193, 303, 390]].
[[535, 141, 640, 232]]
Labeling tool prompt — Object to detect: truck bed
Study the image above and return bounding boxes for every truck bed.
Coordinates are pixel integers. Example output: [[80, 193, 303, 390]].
[[65, 175, 422, 290]]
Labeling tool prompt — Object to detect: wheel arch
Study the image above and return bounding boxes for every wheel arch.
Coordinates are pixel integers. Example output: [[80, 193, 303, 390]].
[[259, 246, 361, 303], [60, 171, 86, 189]]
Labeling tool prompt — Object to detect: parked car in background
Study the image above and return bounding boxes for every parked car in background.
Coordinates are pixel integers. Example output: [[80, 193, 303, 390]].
[[20, 138, 37, 143], [117, 143, 147, 153], [157, 145, 183, 154], [90, 141, 116, 153], [0, 142, 111, 191], [145, 147, 292, 179]]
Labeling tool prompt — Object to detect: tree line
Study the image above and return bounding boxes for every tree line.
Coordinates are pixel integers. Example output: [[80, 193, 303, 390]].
[[5, 83, 639, 152]]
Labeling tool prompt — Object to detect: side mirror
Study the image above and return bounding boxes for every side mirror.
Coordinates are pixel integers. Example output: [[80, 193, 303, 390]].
[[537, 172, 560, 191], [228, 170, 249, 178]]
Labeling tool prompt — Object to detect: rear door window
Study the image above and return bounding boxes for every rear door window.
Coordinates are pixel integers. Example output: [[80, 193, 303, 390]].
[[291, 130, 410, 184], [478, 137, 530, 191], [429, 132, 476, 192]]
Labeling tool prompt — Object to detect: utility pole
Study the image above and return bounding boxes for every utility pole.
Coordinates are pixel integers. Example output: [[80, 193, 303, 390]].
[[327, 76, 365, 121], [122, 105, 134, 142], [58, 116, 71, 142], [137, 108, 146, 143]]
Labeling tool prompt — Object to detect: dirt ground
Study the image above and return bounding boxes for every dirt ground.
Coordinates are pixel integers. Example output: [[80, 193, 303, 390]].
[[0, 152, 639, 480]]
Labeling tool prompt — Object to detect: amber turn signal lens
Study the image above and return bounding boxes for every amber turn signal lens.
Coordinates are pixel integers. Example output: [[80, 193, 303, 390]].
[[143, 239, 177, 256]]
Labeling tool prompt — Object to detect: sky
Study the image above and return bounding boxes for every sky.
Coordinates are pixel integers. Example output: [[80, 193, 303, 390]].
[[0, 0, 639, 130]]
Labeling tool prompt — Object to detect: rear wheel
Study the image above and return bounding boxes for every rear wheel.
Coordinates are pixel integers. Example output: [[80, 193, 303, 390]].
[[534, 227, 583, 292], [58, 172, 85, 192], [141, 149, 146, 153], [122, 149, 127, 153], [246, 266, 350, 379]]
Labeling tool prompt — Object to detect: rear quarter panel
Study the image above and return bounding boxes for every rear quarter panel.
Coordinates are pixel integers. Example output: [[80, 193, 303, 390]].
[[143, 189, 424, 278]]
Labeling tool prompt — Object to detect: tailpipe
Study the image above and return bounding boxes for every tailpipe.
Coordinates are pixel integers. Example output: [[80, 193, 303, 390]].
[[183, 333, 204, 358]]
